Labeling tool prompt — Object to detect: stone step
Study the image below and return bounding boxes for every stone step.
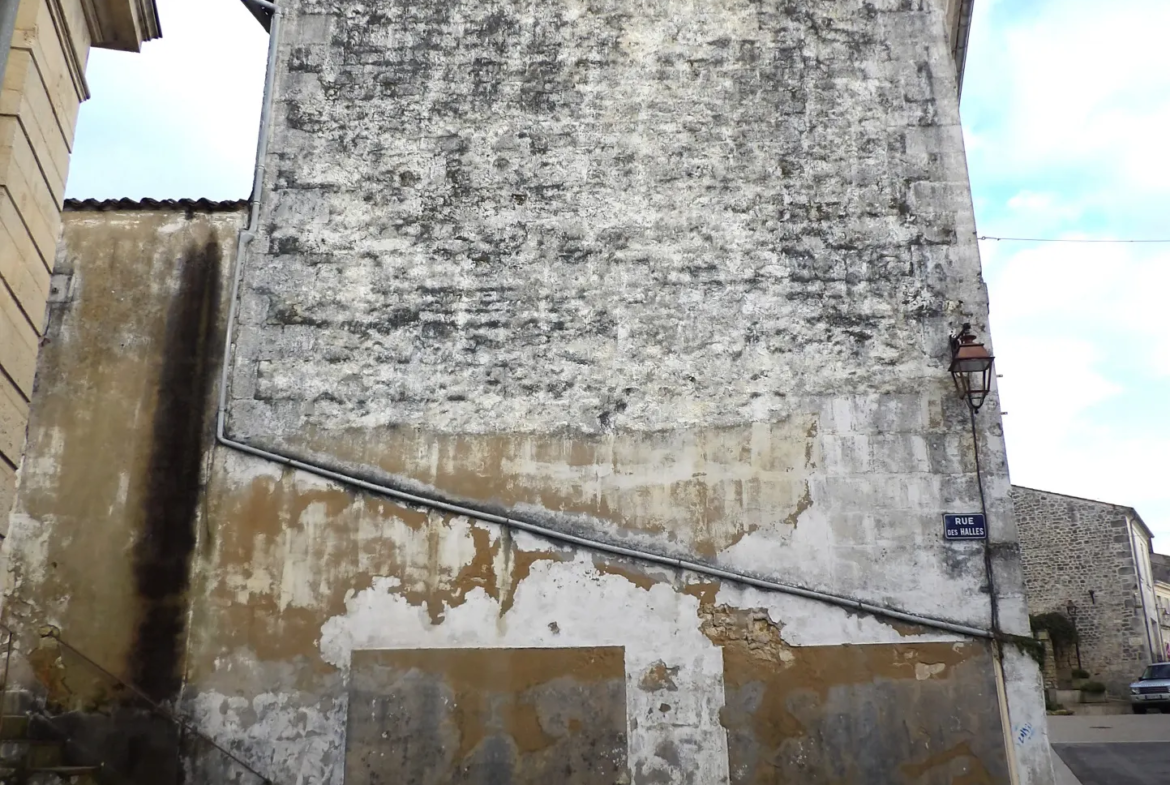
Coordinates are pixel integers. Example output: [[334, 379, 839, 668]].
[[0, 738, 64, 767], [0, 716, 29, 740], [26, 773, 100, 785], [27, 766, 102, 785]]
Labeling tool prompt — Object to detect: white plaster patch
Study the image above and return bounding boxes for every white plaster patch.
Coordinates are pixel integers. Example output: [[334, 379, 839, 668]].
[[320, 553, 731, 785], [3, 513, 58, 619], [915, 662, 947, 680], [712, 583, 964, 648], [187, 689, 348, 785]]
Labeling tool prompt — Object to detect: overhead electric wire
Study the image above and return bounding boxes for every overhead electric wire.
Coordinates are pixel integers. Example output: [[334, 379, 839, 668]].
[[978, 235, 1170, 244]]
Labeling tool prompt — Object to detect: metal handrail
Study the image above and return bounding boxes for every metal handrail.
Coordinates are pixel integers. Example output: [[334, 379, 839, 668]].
[[0, 622, 273, 784], [26, 712, 134, 785]]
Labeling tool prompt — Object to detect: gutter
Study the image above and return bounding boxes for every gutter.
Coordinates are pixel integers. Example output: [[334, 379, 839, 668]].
[[217, 0, 997, 644], [955, 0, 976, 97]]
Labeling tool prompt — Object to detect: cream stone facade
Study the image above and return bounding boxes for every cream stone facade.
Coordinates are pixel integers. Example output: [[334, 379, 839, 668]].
[[0, 0, 159, 525], [1152, 553, 1170, 661]]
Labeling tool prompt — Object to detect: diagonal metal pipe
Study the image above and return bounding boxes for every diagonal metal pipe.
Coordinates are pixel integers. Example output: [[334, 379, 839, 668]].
[[215, 0, 996, 643]]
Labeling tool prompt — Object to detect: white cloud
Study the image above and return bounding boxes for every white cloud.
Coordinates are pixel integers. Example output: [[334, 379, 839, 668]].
[[965, 0, 1170, 539], [987, 241, 1170, 357], [985, 240, 1170, 537], [970, 0, 1170, 176], [1002, 191, 1083, 229]]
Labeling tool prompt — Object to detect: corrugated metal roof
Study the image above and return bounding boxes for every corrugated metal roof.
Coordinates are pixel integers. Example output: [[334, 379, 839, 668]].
[[64, 198, 248, 213]]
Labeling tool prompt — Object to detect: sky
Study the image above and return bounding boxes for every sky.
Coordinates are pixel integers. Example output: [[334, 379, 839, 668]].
[[961, 0, 1170, 542], [65, 0, 1170, 541]]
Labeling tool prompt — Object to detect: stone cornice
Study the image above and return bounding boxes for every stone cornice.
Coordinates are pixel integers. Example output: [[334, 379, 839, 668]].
[[81, 0, 161, 52]]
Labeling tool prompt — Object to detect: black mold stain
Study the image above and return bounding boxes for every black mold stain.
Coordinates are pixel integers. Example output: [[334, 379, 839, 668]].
[[129, 238, 221, 702]]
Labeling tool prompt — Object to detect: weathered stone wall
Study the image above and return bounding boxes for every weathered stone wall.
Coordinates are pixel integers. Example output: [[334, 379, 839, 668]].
[[3, 204, 243, 694], [227, 0, 1032, 636], [1012, 486, 1153, 694], [5, 192, 1054, 782]]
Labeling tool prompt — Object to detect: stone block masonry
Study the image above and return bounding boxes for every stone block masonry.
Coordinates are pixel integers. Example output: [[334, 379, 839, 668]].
[[223, 0, 1030, 628], [233, 0, 984, 440]]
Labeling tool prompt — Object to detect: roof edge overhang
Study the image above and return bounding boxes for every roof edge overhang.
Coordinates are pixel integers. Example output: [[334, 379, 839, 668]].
[[64, 197, 250, 213], [953, 0, 976, 97], [241, 0, 274, 32], [1013, 485, 1155, 542], [84, 0, 161, 52]]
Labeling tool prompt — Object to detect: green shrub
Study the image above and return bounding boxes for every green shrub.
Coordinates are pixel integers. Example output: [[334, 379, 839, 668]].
[[1081, 681, 1107, 694], [1071, 668, 1090, 679]]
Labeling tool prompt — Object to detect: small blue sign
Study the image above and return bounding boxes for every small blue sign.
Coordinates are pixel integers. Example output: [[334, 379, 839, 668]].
[[944, 513, 987, 540]]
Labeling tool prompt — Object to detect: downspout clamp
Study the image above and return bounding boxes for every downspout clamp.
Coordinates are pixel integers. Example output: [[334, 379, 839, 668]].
[[217, 0, 996, 643]]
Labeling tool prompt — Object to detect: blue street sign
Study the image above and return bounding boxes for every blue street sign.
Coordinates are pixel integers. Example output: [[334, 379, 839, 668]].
[[944, 513, 987, 540]]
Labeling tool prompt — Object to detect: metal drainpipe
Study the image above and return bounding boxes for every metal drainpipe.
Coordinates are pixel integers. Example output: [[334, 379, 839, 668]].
[[215, 0, 996, 644], [0, 0, 20, 96]]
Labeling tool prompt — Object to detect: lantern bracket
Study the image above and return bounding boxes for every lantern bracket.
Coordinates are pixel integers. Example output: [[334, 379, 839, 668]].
[[949, 323, 995, 413]]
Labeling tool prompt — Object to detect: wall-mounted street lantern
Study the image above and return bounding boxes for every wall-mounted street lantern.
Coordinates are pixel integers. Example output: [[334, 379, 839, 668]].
[[949, 323, 995, 412]]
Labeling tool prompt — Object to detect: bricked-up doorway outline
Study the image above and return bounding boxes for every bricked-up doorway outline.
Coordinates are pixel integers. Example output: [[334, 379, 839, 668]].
[[719, 640, 1011, 784], [345, 647, 628, 784]]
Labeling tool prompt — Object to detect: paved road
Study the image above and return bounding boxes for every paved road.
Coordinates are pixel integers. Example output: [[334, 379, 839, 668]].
[[1049, 715, 1170, 785]]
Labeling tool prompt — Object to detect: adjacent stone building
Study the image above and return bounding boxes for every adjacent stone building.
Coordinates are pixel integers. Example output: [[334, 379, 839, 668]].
[[1, 1, 1056, 783], [0, 0, 160, 526], [1013, 485, 1161, 694]]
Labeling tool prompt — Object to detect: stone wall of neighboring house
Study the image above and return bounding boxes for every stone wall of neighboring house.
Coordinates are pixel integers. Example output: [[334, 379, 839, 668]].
[[2, 0, 1056, 782], [3, 202, 246, 780], [1013, 486, 1157, 693], [0, 0, 159, 528]]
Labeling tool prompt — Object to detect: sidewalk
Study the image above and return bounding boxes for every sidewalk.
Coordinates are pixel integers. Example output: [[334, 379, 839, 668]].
[[1048, 714, 1170, 785], [1048, 714, 1170, 744], [1052, 748, 1083, 785]]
